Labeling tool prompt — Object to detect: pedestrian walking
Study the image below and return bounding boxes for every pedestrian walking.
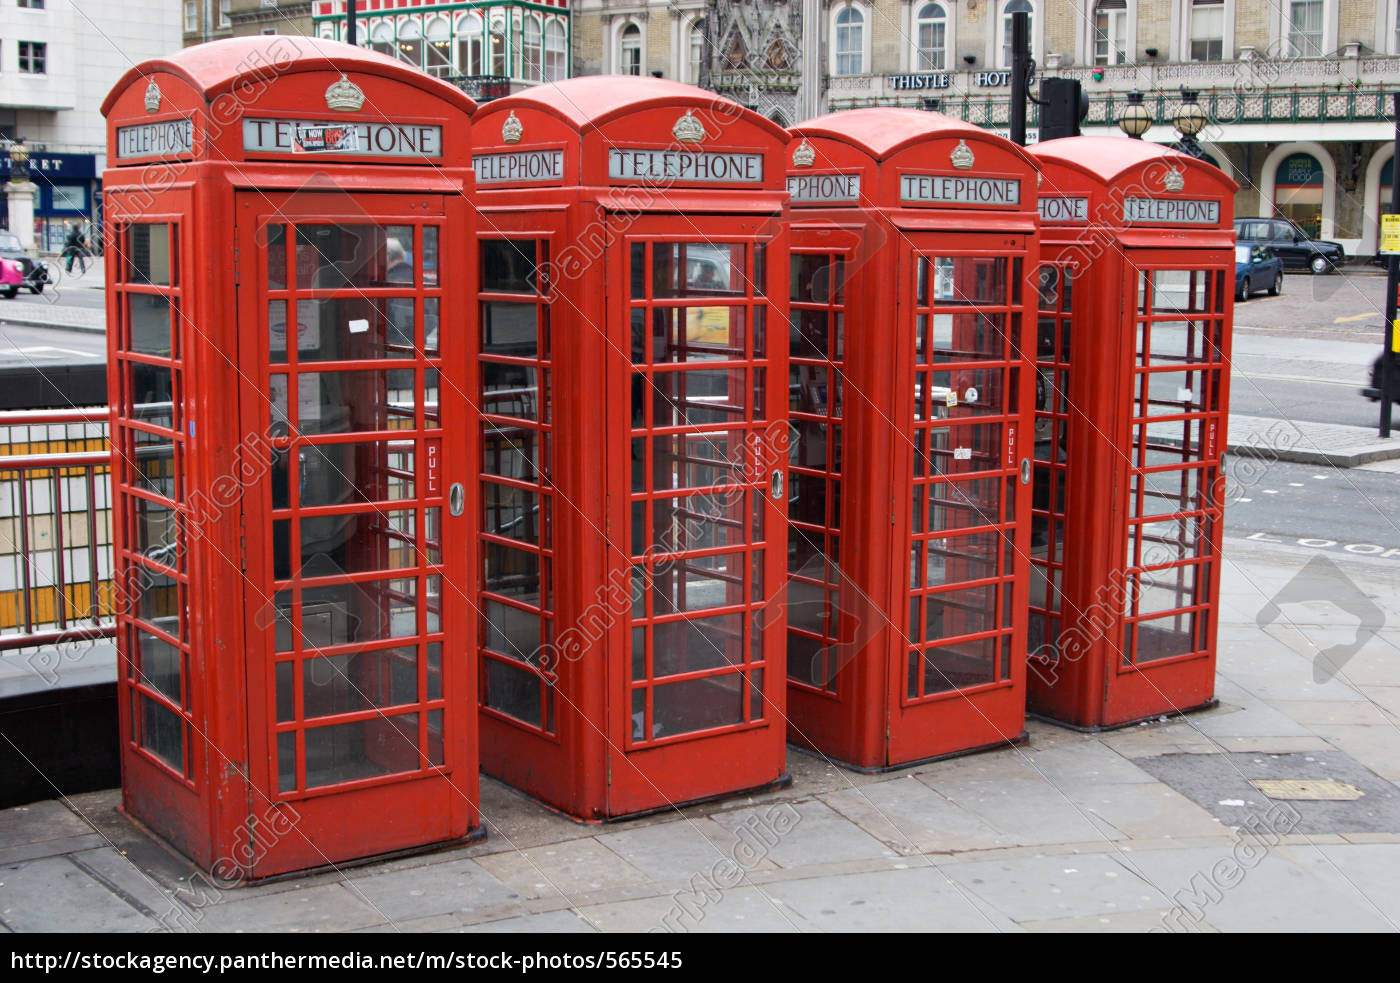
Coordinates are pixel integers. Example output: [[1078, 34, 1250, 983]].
[[62, 223, 89, 274]]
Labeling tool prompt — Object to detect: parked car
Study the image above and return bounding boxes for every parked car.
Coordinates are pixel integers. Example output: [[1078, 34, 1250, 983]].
[[1235, 244, 1284, 301], [0, 257, 24, 298], [1234, 217, 1345, 274], [0, 230, 49, 294]]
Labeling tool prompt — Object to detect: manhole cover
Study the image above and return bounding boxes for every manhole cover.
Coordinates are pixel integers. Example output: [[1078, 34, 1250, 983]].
[[1249, 779, 1365, 801]]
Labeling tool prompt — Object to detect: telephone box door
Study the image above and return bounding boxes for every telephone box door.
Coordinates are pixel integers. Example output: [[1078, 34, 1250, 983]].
[[234, 190, 473, 874], [608, 214, 788, 810], [1108, 251, 1229, 719], [890, 239, 1031, 761]]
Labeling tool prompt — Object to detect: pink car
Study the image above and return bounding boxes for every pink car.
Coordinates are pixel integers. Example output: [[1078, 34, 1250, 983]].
[[0, 257, 23, 298]]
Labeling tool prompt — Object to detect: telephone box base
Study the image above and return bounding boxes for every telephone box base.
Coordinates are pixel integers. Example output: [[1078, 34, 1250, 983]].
[[1028, 699, 1219, 734], [502, 773, 795, 826], [788, 731, 1029, 775]]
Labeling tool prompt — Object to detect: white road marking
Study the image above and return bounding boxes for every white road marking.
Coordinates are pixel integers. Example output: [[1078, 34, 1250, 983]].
[[1262, 489, 1278, 494]]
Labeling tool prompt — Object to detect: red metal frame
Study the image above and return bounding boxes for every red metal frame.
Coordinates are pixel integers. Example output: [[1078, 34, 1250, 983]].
[[1026, 137, 1236, 729], [472, 78, 790, 820], [784, 110, 1038, 770], [102, 37, 478, 878]]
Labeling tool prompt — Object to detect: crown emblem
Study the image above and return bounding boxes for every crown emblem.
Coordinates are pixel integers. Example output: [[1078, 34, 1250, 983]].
[[950, 139, 975, 170], [144, 80, 161, 114], [1163, 167, 1185, 192], [501, 111, 523, 144], [792, 138, 815, 167], [325, 74, 365, 112], [673, 110, 705, 144]]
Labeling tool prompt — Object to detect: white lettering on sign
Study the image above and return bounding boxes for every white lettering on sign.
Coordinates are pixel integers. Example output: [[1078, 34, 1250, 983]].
[[786, 172, 861, 205], [1122, 196, 1220, 225], [115, 119, 193, 159], [242, 119, 443, 158], [900, 173, 1020, 206], [473, 149, 564, 184], [1038, 196, 1089, 223], [608, 148, 763, 184]]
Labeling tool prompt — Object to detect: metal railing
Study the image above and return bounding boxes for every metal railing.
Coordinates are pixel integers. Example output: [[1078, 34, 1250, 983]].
[[0, 408, 115, 652]]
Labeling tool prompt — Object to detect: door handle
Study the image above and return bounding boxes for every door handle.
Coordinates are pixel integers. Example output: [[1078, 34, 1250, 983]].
[[771, 469, 784, 500], [448, 482, 465, 517], [1020, 458, 1032, 485]]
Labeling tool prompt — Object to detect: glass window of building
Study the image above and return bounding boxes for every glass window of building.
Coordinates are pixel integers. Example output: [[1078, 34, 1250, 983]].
[[545, 20, 567, 82], [490, 17, 508, 76], [835, 7, 865, 75], [1288, 0, 1324, 57], [688, 21, 705, 83], [1094, 0, 1128, 65], [916, 3, 947, 71], [1190, 0, 1224, 61], [621, 23, 642, 75], [184, 0, 197, 32], [397, 19, 423, 68], [369, 22, 394, 57], [457, 13, 483, 75], [425, 17, 451, 77], [523, 16, 542, 81]]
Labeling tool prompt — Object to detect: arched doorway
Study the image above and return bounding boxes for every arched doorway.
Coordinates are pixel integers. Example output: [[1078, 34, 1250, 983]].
[[1274, 152, 1325, 238]]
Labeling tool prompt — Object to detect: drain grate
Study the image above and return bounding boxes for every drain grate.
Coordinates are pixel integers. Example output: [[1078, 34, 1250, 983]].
[[1249, 779, 1365, 801]]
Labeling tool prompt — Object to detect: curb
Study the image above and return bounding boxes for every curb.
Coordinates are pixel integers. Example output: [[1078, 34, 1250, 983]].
[[0, 314, 105, 335], [1226, 438, 1400, 468]]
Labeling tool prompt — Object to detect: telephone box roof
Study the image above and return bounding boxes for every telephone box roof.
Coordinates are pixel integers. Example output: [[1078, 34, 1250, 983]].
[[1029, 135, 1237, 190], [101, 36, 476, 117], [791, 108, 1037, 166], [478, 75, 787, 140]]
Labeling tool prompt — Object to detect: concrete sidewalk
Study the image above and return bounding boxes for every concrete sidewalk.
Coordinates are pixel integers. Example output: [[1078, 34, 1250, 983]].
[[2, 532, 1398, 934], [1229, 413, 1400, 467]]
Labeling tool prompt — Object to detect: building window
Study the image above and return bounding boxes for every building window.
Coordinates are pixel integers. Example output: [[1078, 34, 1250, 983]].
[[1190, 0, 1224, 60], [426, 16, 452, 77], [523, 15, 542, 81], [1001, 0, 1034, 69], [397, 20, 423, 68], [369, 22, 394, 58], [183, 1, 197, 33], [545, 20, 567, 82], [1094, 0, 1127, 65], [1287, 0, 1323, 57], [688, 21, 704, 83], [620, 23, 641, 75], [835, 7, 865, 75], [18, 41, 45, 74], [916, 3, 947, 71], [218, 0, 231, 29], [489, 17, 507, 76], [458, 13, 483, 75], [18, 0, 46, 9]]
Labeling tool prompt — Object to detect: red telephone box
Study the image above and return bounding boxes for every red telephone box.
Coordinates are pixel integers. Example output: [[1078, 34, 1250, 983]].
[[1026, 138, 1236, 729], [783, 110, 1038, 769], [102, 38, 479, 878], [470, 78, 790, 819]]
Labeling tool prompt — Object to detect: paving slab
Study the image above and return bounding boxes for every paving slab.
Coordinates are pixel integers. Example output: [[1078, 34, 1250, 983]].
[[1228, 413, 1400, 467], [763, 866, 1020, 932], [458, 910, 597, 933], [0, 856, 154, 932], [1133, 750, 1400, 834], [345, 857, 521, 924], [1019, 741, 1159, 785], [1062, 782, 1229, 841], [1127, 845, 1395, 933], [708, 799, 895, 869], [0, 799, 95, 847], [940, 852, 1171, 923], [1280, 843, 1400, 929], [472, 839, 657, 902], [1020, 908, 1217, 932], [68, 847, 189, 928], [922, 778, 1126, 846], [1269, 699, 1397, 727], [577, 886, 802, 933], [1305, 724, 1400, 781], [596, 817, 779, 884], [194, 883, 389, 933], [822, 777, 1011, 854]]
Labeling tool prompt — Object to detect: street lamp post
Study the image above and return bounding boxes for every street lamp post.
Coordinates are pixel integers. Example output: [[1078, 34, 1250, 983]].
[[3, 136, 37, 253], [1173, 87, 1209, 159], [1117, 90, 1152, 139]]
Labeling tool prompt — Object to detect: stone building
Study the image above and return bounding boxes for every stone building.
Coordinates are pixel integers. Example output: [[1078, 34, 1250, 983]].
[[574, 0, 1400, 255]]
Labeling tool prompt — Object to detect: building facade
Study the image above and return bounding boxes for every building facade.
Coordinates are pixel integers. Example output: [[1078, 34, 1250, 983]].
[[574, 0, 1400, 256], [311, 0, 572, 101], [1, 1, 181, 249]]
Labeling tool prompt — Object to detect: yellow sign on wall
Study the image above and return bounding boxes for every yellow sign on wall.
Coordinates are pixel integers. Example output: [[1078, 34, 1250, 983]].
[[1381, 214, 1400, 255]]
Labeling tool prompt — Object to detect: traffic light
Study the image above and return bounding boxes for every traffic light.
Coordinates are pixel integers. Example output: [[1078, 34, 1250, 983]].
[[1039, 78, 1090, 142]]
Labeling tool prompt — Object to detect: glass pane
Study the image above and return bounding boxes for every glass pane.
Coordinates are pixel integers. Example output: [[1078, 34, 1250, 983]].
[[304, 714, 419, 788], [923, 531, 999, 587], [649, 307, 746, 362], [791, 253, 840, 303], [484, 541, 541, 603], [649, 369, 746, 428], [649, 552, 746, 616], [652, 673, 744, 738], [126, 223, 173, 286], [129, 363, 175, 425], [294, 507, 418, 577], [293, 297, 410, 363], [422, 226, 440, 287], [290, 370, 415, 434], [926, 477, 1004, 532], [482, 423, 540, 482], [647, 492, 746, 555], [265, 224, 287, 290], [652, 612, 744, 676], [1135, 612, 1198, 662], [483, 657, 543, 727], [301, 646, 419, 719], [296, 577, 421, 647], [930, 312, 1009, 362], [483, 598, 539, 658], [139, 694, 184, 771], [652, 243, 747, 297], [128, 294, 171, 356], [482, 301, 538, 357], [924, 583, 998, 641], [483, 481, 542, 545], [482, 239, 538, 292], [132, 566, 181, 638], [136, 628, 180, 702], [650, 430, 747, 490], [132, 496, 180, 567], [482, 362, 539, 421], [297, 439, 414, 507], [921, 635, 998, 694], [295, 223, 410, 292]]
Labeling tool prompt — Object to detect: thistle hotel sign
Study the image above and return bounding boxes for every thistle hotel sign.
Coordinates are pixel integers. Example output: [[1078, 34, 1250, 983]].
[[901, 173, 1021, 206]]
